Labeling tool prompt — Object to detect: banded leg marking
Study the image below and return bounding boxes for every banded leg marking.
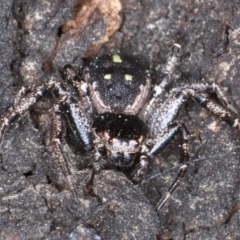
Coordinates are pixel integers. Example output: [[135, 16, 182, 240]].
[[51, 99, 79, 201], [148, 122, 189, 210]]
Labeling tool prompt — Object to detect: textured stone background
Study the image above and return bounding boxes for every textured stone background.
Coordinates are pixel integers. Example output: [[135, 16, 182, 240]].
[[0, 0, 240, 239]]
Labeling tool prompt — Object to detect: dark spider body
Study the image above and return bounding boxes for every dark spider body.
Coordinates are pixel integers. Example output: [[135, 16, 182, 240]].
[[0, 44, 240, 210], [84, 54, 150, 168]]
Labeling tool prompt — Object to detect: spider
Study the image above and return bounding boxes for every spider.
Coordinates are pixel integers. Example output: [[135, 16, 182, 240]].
[[0, 44, 239, 210]]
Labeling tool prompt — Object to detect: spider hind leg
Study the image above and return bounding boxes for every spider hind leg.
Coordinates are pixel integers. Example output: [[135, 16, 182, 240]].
[[148, 122, 190, 210]]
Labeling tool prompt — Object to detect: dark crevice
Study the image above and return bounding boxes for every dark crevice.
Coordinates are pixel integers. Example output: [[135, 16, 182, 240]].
[[11, 1, 25, 29], [223, 205, 238, 224], [46, 174, 52, 184], [23, 170, 34, 178], [83, 171, 102, 206]]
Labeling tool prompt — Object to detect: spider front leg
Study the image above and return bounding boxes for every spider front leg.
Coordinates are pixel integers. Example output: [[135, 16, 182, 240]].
[[141, 43, 181, 121], [49, 70, 95, 201], [50, 95, 94, 201], [148, 122, 190, 210], [178, 82, 240, 116], [191, 91, 240, 131], [51, 93, 110, 201], [51, 98, 80, 201], [179, 85, 240, 131], [61, 65, 105, 170], [148, 82, 240, 136], [131, 154, 149, 183], [147, 83, 240, 210]]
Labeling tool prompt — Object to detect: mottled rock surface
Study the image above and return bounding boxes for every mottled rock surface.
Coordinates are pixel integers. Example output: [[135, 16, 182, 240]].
[[0, 1, 239, 239]]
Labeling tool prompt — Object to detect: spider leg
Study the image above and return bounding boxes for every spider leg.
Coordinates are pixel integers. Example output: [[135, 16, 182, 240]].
[[131, 154, 149, 183], [63, 97, 93, 151], [0, 82, 56, 141], [62, 65, 109, 171], [191, 91, 240, 130], [51, 98, 79, 201], [174, 86, 240, 131], [149, 85, 239, 210], [178, 83, 239, 116], [148, 122, 189, 210], [0, 76, 94, 202], [148, 88, 187, 136], [62, 64, 93, 121], [149, 82, 240, 136], [13, 86, 33, 106], [50, 80, 93, 201], [51, 92, 108, 199], [141, 43, 181, 121]]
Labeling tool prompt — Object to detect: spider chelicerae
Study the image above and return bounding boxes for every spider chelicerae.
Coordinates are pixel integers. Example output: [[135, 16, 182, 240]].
[[0, 44, 239, 210]]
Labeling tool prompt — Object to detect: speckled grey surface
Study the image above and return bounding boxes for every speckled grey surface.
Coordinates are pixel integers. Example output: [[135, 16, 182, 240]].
[[0, 1, 240, 239]]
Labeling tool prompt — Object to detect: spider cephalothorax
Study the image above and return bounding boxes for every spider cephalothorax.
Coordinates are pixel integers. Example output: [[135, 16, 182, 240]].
[[93, 112, 148, 167], [0, 44, 239, 210]]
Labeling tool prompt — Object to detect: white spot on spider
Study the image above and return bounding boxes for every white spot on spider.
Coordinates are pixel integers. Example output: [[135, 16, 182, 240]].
[[180, 164, 187, 169], [140, 159, 147, 167], [233, 118, 239, 128], [81, 83, 88, 93], [154, 85, 163, 96], [4, 118, 9, 126], [182, 143, 189, 150], [36, 90, 43, 96]]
